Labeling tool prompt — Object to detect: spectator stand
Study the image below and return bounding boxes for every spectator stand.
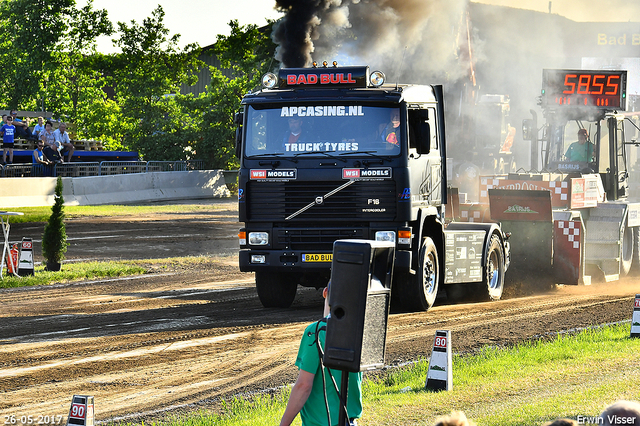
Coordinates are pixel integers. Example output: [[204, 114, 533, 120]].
[[1, 112, 106, 157], [0, 160, 205, 178]]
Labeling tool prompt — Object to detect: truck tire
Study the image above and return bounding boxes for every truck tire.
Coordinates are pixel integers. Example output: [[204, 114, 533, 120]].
[[621, 224, 635, 276], [396, 237, 439, 312], [475, 234, 505, 301], [630, 227, 640, 275], [255, 271, 298, 308]]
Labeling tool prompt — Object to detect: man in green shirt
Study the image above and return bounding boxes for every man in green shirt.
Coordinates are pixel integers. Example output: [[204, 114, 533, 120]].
[[565, 128, 594, 162], [279, 282, 363, 426]]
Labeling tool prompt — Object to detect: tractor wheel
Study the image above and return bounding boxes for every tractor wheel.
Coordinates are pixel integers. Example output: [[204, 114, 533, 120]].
[[475, 234, 505, 301], [255, 271, 298, 308], [621, 224, 635, 276], [630, 227, 640, 275]]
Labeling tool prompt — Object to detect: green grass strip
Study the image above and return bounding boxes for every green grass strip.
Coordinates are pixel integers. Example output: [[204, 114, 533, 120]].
[[2, 204, 226, 223], [124, 323, 640, 426], [0, 261, 146, 288]]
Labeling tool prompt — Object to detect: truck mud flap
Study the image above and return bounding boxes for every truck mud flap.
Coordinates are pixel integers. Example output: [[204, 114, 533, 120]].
[[488, 189, 554, 283]]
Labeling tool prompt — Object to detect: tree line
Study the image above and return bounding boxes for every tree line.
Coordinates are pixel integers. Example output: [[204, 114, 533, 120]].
[[0, 0, 277, 169]]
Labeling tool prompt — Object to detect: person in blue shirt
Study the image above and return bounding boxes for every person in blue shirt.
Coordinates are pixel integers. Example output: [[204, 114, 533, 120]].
[[32, 117, 46, 141], [32, 140, 53, 176], [1, 115, 16, 164], [9, 110, 35, 140]]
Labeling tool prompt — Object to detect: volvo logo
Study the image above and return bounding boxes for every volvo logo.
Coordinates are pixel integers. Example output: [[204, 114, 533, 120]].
[[315, 196, 324, 205]]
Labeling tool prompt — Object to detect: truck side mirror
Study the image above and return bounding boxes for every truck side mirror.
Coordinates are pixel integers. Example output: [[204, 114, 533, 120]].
[[234, 112, 244, 159], [235, 127, 242, 158], [413, 109, 431, 155], [522, 119, 534, 141]]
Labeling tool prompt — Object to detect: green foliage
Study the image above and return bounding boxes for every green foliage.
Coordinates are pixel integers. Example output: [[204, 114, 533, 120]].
[[41, 177, 68, 264], [110, 5, 203, 159], [0, 2, 278, 167], [0, 0, 75, 107], [195, 20, 279, 169]]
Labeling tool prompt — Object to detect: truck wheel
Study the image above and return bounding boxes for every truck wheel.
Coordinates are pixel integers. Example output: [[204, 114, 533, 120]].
[[255, 271, 297, 308], [630, 227, 640, 275], [476, 234, 505, 301], [621, 224, 635, 276], [396, 237, 439, 312]]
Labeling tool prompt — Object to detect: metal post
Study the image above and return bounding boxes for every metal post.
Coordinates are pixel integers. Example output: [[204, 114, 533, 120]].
[[338, 371, 349, 426]]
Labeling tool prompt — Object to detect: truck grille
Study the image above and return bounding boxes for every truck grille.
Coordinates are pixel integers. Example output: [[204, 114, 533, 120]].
[[246, 180, 397, 221], [275, 227, 365, 251]]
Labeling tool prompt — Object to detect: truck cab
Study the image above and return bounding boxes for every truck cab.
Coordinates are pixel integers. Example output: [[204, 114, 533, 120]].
[[237, 65, 508, 310]]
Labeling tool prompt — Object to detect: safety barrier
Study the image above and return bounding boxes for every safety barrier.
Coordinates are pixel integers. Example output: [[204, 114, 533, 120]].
[[0, 160, 205, 178]]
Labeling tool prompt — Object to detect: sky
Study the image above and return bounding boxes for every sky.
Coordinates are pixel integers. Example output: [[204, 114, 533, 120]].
[[80, 0, 284, 53], [79, 0, 638, 54]]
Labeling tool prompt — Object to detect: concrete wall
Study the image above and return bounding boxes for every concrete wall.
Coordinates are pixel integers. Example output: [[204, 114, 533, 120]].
[[0, 170, 230, 207]]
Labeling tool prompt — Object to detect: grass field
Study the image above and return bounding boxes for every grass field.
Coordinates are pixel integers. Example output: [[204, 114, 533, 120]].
[[140, 323, 640, 426], [3, 204, 223, 223], [0, 256, 219, 289]]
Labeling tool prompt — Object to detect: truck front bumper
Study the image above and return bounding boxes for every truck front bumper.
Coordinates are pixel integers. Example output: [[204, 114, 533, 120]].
[[239, 248, 412, 272]]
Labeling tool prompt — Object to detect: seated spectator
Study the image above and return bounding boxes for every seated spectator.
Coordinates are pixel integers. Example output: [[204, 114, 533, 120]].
[[1, 115, 16, 164], [32, 140, 53, 176], [1, 114, 6, 126], [601, 400, 640, 426], [9, 110, 35, 140], [53, 122, 74, 162], [32, 116, 45, 141], [41, 120, 62, 163]]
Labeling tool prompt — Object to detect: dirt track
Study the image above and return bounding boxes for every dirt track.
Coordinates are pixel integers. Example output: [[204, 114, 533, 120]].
[[0, 200, 638, 423]]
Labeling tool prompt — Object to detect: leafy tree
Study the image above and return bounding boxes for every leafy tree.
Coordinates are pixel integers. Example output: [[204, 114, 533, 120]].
[[195, 20, 278, 169], [42, 176, 68, 270], [111, 5, 202, 159], [44, 1, 113, 118], [0, 0, 75, 108]]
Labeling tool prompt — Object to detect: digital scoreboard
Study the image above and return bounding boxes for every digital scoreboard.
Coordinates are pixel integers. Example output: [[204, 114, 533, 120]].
[[542, 69, 627, 110]]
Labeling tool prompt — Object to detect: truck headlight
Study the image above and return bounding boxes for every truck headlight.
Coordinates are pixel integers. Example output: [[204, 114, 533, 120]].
[[251, 254, 266, 264], [375, 231, 396, 243], [249, 232, 269, 245], [370, 70, 385, 87], [262, 72, 277, 89]]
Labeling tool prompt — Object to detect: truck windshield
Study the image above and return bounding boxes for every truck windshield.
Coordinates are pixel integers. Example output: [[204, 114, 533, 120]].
[[244, 104, 402, 157]]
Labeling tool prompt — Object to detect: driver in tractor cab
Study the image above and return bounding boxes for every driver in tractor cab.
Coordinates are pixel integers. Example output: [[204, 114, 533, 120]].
[[564, 128, 594, 162]]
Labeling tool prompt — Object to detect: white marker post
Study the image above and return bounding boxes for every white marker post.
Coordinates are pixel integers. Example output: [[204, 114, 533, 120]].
[[66, 395, 94, 426], [18, 237, 34, 276], [425, 330, 452, 391], [631, 294, 640, 338]]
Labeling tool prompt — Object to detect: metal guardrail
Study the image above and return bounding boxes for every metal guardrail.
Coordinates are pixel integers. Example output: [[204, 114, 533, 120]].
[[0, 160, 206, 178]]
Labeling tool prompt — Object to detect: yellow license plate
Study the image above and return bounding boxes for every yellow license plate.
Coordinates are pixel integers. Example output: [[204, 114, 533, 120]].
[[302, 253, 333, 262]]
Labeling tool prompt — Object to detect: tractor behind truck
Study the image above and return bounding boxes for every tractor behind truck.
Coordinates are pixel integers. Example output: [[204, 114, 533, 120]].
[[470, 69, 640, 285], [236, 64, 510, 311]]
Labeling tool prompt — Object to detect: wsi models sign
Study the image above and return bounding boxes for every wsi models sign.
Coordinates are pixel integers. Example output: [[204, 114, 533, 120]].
[[250, 169, 297, 181], [342, 168, 392, 180]]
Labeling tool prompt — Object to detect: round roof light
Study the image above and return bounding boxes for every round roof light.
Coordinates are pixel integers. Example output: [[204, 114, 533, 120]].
[[370, 70, 385, 87], [262, 72, 278, 89]]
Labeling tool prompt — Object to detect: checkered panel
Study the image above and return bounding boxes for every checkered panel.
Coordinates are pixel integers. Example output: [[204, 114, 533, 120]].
[[556, 220, 581, 250], [553, 219, 582, 284], [479, 177, 569, 208], [457, 203, 490, 223]]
